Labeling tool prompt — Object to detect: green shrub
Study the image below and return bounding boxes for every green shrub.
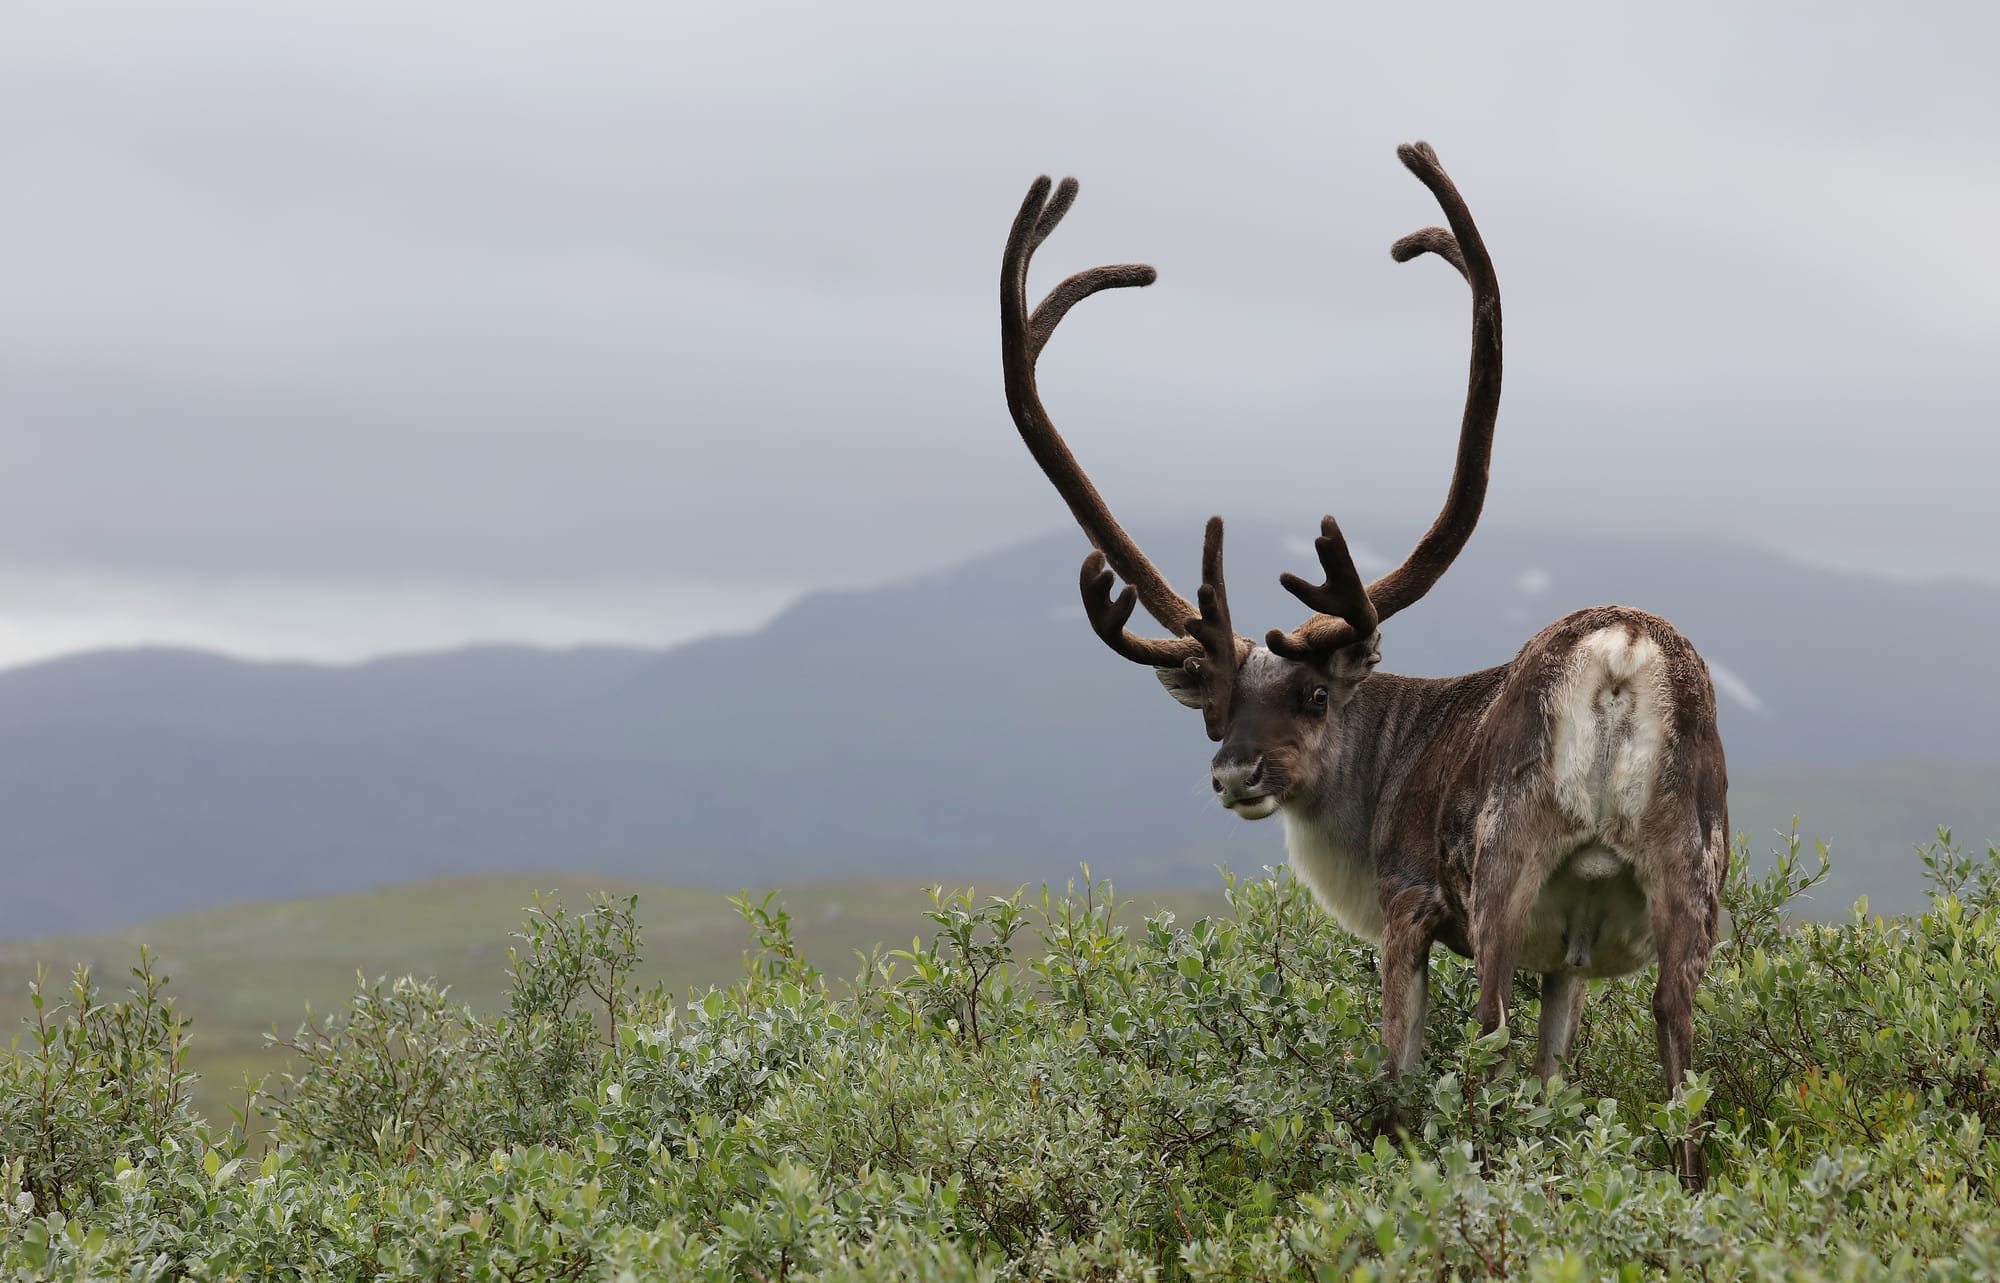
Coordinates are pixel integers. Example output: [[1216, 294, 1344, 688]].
[[4, 837, 1999, 1279]]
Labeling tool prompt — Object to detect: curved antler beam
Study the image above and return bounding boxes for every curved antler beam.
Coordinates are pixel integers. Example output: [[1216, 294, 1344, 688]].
[[1271, 140, 1502, 665], [1360, 140, 1503, 623], [1001, 176, 1198, 638]]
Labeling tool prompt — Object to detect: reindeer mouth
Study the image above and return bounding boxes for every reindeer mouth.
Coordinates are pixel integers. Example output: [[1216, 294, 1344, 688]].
[[1227, 794, 1281, 821]]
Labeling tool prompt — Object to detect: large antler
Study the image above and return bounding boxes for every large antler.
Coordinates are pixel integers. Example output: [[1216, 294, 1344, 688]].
[[1268, 141, 1502, 663], [1002, 175, 1250, 738]]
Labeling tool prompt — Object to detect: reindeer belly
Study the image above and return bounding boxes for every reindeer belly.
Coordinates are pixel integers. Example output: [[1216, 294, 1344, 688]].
[[1520, 846, 1654, 977]]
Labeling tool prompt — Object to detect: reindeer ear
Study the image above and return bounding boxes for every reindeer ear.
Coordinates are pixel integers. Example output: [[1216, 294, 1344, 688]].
[[1324, 630, 1382, 685], [1155, 664, 1207, 710]]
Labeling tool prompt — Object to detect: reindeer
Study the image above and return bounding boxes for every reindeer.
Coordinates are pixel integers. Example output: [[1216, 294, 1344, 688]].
[[996, 142, 1728, 1187]]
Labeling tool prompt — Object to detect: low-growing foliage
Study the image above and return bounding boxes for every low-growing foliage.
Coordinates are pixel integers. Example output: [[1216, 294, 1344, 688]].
[[4, 837, 1999, 1279]]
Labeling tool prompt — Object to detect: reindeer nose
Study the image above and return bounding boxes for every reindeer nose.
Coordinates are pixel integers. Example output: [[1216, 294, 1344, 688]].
[[1211, 758, 1266, 804]]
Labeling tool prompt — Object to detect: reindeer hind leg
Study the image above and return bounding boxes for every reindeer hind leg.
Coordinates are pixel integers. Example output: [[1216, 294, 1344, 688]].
[[1642, 819, 1725, 1190], [1531, 970, 1589, 1083]]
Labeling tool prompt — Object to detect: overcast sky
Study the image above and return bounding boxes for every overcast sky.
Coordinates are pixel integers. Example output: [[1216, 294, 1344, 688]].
[[2, 3, 1995, 668]]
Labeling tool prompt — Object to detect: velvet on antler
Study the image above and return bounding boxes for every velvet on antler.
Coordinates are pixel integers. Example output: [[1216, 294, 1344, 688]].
[[1265, 515, 1379, 661], [1001, 176, 1192, 637], [997, 140, 1500, 730], [1002, 175, 1249, 738], [1268, 140, 1503, 664], [1183, 518, 1255, 739]]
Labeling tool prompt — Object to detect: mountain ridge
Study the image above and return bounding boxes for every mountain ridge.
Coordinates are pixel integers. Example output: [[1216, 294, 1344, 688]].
[[5, 520, 1995, 937]]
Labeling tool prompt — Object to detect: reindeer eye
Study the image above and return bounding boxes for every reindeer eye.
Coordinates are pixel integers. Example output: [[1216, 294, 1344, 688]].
[[1307, 686, 1329, 708]]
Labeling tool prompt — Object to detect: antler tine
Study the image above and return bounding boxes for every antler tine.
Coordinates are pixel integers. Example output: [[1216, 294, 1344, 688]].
[[1361, 140, 1504, 623], [1185, 517, 1254, 741], [1390, 226, 1468, 282], [1078, 552, 1203, 669], [1028, 175, 1078, 252], [1027, 265, 1157, 363], [1001, 175, 1200, 639], [1265, 515, 1378, 661]]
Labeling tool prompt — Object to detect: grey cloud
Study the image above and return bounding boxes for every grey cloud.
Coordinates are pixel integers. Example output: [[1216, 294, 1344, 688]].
[[2, 1, 1996, 606]]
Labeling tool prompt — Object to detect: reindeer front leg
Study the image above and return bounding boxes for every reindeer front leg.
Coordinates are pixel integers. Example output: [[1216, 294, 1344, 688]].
[[1379, 921, 1431, 1074], [1367, 891, 1444, 1143], [1378, 886, 1447, 1074]]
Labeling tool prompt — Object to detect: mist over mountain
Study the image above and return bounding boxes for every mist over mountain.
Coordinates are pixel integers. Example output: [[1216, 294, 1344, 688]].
[[4, 521, 1995, 938]]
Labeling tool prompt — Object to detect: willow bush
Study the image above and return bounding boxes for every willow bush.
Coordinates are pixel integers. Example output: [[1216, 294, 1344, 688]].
[[4, 832, 1998, 1280]]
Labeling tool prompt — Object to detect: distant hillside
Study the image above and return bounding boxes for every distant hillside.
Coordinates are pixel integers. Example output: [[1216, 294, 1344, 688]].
[[2, 521, 1995, 936]]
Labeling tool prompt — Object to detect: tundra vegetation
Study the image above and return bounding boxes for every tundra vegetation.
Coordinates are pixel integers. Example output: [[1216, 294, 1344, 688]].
[[3, 830, 1999, 1280]]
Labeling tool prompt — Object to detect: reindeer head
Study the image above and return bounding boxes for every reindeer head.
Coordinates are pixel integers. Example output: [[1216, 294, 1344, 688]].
[[997, 142, 1502, 820]]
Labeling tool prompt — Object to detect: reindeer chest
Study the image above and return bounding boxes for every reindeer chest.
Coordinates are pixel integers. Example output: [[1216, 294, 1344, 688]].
[[1281, 813, 1386, 944]]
